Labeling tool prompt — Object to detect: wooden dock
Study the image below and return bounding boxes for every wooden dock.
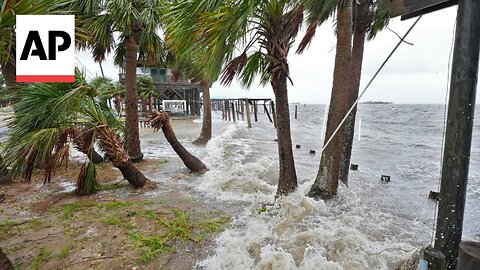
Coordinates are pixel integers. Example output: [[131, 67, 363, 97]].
[[211, 98, 276, 128]]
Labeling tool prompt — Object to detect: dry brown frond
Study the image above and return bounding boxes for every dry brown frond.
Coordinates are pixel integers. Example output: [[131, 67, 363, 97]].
[[297, 22, 317, 54], [96, 124, 129, 167], [22, 146, 38, 182], [44, 144, 70, 184], [70, 128, 95, 155], [148, 110, 169, 131], [286, 5, 304, 40], [220, 52, 248, 86]]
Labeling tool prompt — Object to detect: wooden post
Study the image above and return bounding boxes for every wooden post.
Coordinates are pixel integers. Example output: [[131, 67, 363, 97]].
[[185, 91, 190, 116], [271, 100, 276, 128], [457, 241, 480, 269], [240, 100, 245, 121], [245, 99, 252, 128], [231, 102, 236, 122], [295, 105, 298, 119], [253, 101, 258, 122], [424, 247, 446, 270], [434, 1, 480, 269], [226, 101, 231, 121], [235, 101, 240, 120], [263, 103, 273, 123]]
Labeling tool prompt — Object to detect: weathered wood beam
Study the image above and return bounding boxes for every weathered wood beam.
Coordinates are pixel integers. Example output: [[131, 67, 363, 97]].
[[433, 0, 480, 269], [384, 0, 458, 20]]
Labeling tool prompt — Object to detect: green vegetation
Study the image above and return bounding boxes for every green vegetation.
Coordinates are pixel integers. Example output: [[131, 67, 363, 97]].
[[59, 244, 70, 259], [49, 199, 230, 263], [0, 220, 20, 240], [102, 215, 123, 226], [31, 247, 51, 270], [126, 209, 230, 263]]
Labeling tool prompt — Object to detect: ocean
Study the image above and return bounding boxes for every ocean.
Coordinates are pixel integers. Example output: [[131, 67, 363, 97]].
[[1, 104, 479, 269]]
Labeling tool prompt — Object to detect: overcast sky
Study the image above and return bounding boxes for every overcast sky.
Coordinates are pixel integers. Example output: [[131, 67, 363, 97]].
[[77, 5, 478, 104]]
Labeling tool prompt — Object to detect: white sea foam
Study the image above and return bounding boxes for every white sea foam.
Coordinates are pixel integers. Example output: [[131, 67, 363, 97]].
[[198, 124, 277, 202], [196, 187, 418, 269]]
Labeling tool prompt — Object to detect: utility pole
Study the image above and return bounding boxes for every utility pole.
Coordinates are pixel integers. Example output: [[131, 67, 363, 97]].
[[434, 0, 480, 269]]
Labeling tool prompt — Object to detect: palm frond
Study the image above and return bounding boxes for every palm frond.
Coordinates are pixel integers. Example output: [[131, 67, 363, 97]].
[[75, 161, 99, 196]]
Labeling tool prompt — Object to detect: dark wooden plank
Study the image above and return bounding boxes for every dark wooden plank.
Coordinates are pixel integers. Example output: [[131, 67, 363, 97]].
[[433, 0, 480, 269], [384, 0, 458, 20]]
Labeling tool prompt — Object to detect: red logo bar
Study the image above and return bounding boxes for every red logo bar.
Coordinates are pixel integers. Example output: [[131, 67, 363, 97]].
[[16, 75, 75, 82]]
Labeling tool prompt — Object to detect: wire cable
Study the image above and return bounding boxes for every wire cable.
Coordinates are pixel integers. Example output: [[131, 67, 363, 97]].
[[320, 16, 423, 154]]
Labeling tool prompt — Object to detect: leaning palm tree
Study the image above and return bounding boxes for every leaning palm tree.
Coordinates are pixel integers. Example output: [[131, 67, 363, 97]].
[[2, 71, 149, 194], [74, 0, 166, 161], [164, 0, 303, 197], [149, 110, 207, 173]]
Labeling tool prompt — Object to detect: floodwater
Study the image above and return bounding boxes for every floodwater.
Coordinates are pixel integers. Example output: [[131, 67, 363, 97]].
[[140, 104, 479, 269]]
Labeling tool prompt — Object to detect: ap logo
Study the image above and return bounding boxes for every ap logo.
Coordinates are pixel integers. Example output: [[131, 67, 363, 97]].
[[16, 15, 75, 82]]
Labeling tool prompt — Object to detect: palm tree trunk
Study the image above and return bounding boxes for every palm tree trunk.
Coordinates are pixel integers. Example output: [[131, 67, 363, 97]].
[[308, 0, 353, 199], [272, 74, 298, 197], [193, 81, 212, 145], [0, 247, 14, 270], [339, 0, 369, 186], [97, 125, 148, 188], [1, 59, 17, 93], [114, 94, 122, 115], [0, 155, 12, 185], [71, 129, 104, 164], [124, 35, 143, 161], [149, 111, 207, 173]]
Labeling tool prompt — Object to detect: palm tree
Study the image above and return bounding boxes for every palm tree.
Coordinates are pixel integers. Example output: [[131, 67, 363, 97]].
[[164, 0, 303, 197], [75, 0, 166, 161], [338, 0, 388, 185], [162, 15, 217, 146], [149, 110, 207, 173], [0, 0, 72, 92], [299, 0, 389, 198], [0, 247, 14, 270], [1, 71, 149, 194]]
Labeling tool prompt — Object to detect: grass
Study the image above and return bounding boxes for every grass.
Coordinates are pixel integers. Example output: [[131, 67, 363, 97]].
[[0, 220, 18, 240], [103, 215, 123, 226], [98, 183, 129, 191], [18, 198, 231, 265], [125, 209, 230, 263], [31, 247, 51, 270], [27, 218, 51, 230], [60, 200, 98, 219], [13, 259, 23, 270], [59, 244, 70, 259]]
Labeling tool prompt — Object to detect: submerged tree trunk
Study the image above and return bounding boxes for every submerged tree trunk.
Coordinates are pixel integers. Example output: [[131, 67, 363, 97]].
[[0, 247, 14, 270], [149, 111, 207, 173], [272, 75, 298, 196], [97, 124, 148, 188], [308, 0, 353, 199], [339, 0, 369, 186], [124, 35, 143, 161], [193, 81, 212, 145]]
